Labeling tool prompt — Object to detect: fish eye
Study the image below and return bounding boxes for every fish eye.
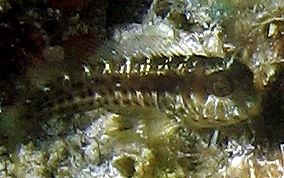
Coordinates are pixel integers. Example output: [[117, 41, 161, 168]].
[[208, 75, 233, 97]]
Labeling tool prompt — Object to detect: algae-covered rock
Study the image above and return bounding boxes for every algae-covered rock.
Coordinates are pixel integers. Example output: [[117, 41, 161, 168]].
[[0, 0, 284, 177]]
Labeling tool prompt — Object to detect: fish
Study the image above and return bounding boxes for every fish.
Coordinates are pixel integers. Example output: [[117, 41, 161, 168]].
[[14, 0, 265, 132], [24, 55, 261, 129]]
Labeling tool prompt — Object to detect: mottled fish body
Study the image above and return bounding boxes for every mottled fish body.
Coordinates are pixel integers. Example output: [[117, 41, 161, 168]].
[[26, 56, 261, 129]]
